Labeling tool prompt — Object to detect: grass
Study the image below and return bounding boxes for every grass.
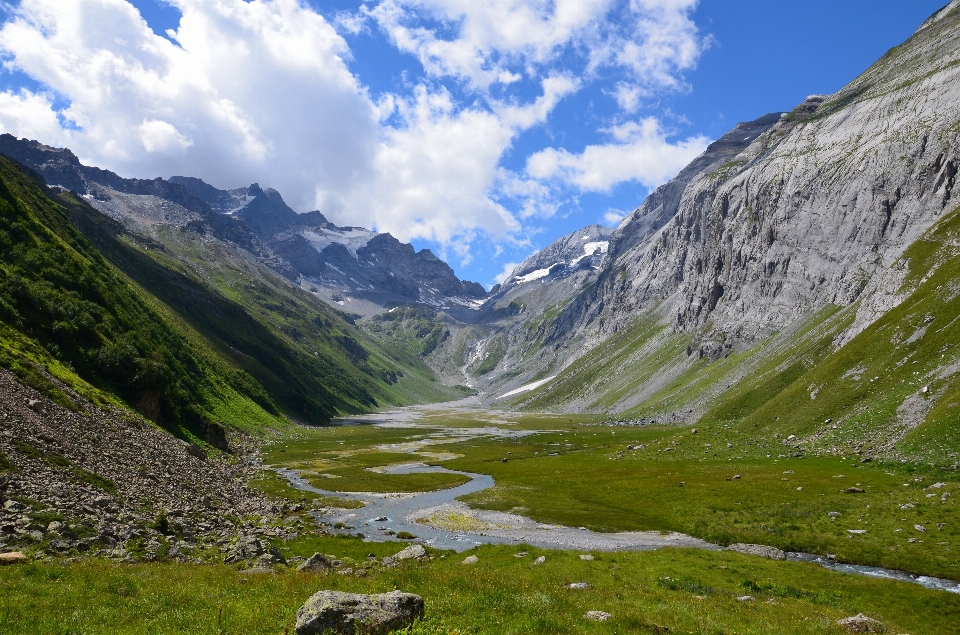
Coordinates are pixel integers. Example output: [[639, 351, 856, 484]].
[[258, 413, 959, 580], [1, 543, 957, 634]]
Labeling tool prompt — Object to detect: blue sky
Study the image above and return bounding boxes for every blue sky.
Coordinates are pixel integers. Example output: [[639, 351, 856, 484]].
[[0, 0, 947, 287]]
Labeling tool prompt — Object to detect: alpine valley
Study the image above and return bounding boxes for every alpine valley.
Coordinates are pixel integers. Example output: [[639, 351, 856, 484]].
[[1, 3, 960, 635]]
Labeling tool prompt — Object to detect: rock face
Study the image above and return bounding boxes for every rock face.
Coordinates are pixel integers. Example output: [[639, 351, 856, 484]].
[[472, 5, 960, 441], [726, 543, 787, 560], [294, 590, 424, 635]]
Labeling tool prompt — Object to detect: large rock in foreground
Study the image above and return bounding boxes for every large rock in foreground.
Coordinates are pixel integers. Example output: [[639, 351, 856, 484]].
[[295, 590, 424, 635]]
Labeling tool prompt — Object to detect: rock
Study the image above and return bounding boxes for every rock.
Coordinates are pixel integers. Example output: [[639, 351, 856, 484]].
[[836, 613, 885, 633], [373, 516, 387, 522], [186, 444, 207, 460], [298, 553, 333, 572], [392, 544, 427, 561], [736, 595, 755, 602], [0, 551, 27, 565], [844, 487, 866, 494], [914, 524, 926, 533], [294, 590, 424, 635], [224, 535, 282, 564], [726, 543, 786, 560], [568, 582, 591, 590], [584, 611, 611, 622], [732, 474, 741, 480], [461, 555, 478, 565], [828, 511, 841, 517], [380, 556, 396, 567], [534, 556, 546, 564], [847, 529, 867, 535], [513, 552, 528, 558], [579, 554, 594, 561], [3, 500, 25, 512]]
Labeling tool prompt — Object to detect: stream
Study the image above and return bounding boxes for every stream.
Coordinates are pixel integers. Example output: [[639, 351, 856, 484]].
[[271, 412, 960, 595]]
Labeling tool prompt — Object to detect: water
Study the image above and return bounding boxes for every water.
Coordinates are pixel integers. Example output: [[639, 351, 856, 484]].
[[276, 464, 503, 551]]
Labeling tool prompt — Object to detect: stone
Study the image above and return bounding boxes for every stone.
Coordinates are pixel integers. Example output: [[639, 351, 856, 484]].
[[253, 552, 285, 569], [513, 552, 528, 558], [3, 500, 25, 512], [736, 595, 755, 602], [579, 554, 594, 561], [461, 555, 478, 565], [914, 524, 926, 532], [294, 590, 424, 635], [568, 582, 591, 590], [298, 553, 333, 572], [836, 613, 886, 633], [186, 444, 207, 460], [392, 544, 427, 561], [534, 556, 546, 564], [845, 487, 866, 494], [726, 543, 786, 560], [224, 535, 282, 564], [584, 611, 611, 622], [0, 551, 27, 565]]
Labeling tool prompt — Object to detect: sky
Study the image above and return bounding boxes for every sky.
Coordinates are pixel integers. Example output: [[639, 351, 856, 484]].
[[0, 0, 948, 288]]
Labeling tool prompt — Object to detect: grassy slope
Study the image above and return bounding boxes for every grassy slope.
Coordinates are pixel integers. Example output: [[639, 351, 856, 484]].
[[54, 182, 460, 425], [0, 156, 283, 437]]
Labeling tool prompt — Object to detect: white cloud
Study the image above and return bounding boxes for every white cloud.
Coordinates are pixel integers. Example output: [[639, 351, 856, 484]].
[[526, 117, 708, 192], [139, 119, 192, 154], [603, 208, 628, 225], [367, 0, 704, 92], [0, 0, 379, 212], [0, 0, 711, 266]]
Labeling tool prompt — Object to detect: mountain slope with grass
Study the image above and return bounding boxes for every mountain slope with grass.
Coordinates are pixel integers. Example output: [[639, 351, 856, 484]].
[[484, 2, 960, 465]]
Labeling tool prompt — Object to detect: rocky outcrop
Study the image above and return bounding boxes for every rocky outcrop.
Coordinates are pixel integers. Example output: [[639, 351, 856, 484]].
[[294, 590, 424, 635]]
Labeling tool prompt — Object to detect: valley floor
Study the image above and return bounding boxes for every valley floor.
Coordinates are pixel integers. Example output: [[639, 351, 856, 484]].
[[2, 406, 959, 634]]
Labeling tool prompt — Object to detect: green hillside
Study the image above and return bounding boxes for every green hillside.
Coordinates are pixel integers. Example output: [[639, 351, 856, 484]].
[[0, 156, 457, 440]]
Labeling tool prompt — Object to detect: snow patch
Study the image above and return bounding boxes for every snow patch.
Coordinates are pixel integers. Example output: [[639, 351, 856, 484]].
[[497, 376, 557, 400], [514, 266, 555, 284]]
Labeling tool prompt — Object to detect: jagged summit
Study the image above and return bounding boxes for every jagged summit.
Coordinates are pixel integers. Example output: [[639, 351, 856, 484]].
[[0, 136, 485, 316]]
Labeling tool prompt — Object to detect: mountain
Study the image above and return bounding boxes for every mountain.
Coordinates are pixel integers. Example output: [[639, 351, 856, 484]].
[[463, 2, 960, 465], [0, 136, 485, 318]]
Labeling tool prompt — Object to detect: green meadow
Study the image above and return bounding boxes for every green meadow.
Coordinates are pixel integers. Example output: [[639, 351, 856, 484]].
[[3, 409, 958, 634]]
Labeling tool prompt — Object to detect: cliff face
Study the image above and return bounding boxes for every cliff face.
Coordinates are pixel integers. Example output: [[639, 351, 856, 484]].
[[550, 4, 960, 354]]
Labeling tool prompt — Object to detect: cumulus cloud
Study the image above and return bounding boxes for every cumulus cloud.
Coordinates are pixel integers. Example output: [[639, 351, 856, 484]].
[[0, 0, 711, 262], [0, 0, 378, 212], [526, 117, 708, 192], [366, 0, 704, 91]]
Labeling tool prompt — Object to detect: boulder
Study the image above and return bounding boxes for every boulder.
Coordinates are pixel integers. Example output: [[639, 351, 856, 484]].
[[584, 611, 611, 622], [298, 553, 333, 572], [836, 613, 886, 633], [461, 555, 478, 565], [0, 551, 27, 565], [392, 544, 427, 561], [224, 535, 282, 564], [295, 590, 424, 635], [726, 543, 786, 560]]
